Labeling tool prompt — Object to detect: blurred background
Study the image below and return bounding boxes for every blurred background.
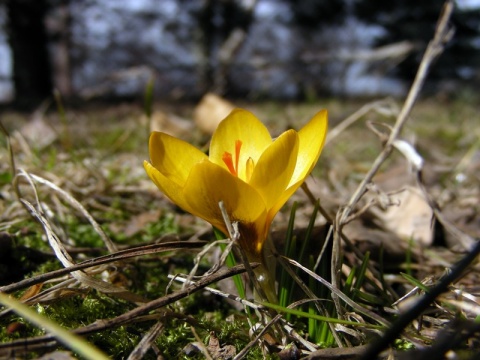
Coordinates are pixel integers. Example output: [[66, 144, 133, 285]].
[[0, 0, 479, 108]]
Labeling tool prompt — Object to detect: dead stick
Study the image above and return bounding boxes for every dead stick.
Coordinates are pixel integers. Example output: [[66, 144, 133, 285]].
[[0, 241, 206, 294], [338, 0, 454, 226], [360, 237, 480, 360], [0, 263, 257, 351]]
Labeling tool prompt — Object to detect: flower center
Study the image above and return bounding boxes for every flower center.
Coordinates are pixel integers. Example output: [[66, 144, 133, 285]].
[[222, 140, 242, 176], [222, 140, 254, 182]]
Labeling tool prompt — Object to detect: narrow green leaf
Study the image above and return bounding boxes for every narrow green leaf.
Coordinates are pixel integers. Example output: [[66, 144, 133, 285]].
[[214, 227, 246, 299], [279, 202, 298, 311], [401, 272, 431, 292], [260, 301, 383, 329], [298, 199, 319, 264], [353, 251, 370, 296], [343, 266, 357, 298], [0, 293, 109, 360], [353, 290, 387, 305]]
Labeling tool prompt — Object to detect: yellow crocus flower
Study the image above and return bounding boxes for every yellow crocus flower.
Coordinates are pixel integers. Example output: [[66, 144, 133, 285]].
[[144, 108, 327, 264]]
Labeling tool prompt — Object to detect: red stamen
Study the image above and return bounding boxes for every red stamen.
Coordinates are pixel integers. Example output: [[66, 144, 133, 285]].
[[222, 152, 237, 175]]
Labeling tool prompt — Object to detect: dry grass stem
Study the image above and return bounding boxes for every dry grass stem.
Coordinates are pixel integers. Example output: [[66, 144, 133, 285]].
[[1, 0, 478, 357]]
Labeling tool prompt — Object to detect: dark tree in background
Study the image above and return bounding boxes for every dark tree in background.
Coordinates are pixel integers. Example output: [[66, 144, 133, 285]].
[[288, 0, 347, 97], [47, 0, 72, 97], [353, 0, 480, 89], [289, 0, 345, 26], [444, 9, 480, 82], [2, 0, 478, 103], [195, 0, 255, 95], [6, 0, 52, 107]]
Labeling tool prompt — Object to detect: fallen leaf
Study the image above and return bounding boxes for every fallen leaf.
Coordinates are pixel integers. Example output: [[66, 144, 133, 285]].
[[121, 210, 162, 237], [37, 351, 76, 360], [371, 186, 434, 246], [207, 331, 236, 359], [18, 116, 58, 149], [19, 283, 44, 301], [441, 201, 479, 250], [193, 93, 236, 134], [147, 111, 194, 139], [277, 343, 301, 360], [343, 219, 410, 266]]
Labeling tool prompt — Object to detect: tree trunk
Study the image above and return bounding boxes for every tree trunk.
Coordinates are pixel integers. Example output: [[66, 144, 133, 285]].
[[48, 0, 72, 97], [6, 0, 52, 107]]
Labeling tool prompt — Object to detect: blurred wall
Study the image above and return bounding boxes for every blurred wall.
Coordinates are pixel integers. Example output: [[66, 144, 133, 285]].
[[0, 0, 479, 104]]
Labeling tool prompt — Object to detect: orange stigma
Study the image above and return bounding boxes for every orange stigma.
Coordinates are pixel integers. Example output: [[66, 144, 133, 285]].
[[222, 140, 243, 176]]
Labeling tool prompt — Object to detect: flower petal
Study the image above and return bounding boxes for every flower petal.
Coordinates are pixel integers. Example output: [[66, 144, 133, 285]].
[[288, 109, 328, 187], [209, 109, 272, 181], [265, 110, 328, 226], [266, 179, 302, 227], [144, 161, 195, 215], [183, 160, 268, 252], [248, 129, 299, 210], [149, 132, 207, 187]]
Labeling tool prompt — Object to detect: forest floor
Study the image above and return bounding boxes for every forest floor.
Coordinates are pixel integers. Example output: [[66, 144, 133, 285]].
[[0, 94, 479, 359]]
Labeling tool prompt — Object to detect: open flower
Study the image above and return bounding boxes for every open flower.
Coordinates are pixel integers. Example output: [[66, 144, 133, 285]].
[[144, 109, 328, 261]]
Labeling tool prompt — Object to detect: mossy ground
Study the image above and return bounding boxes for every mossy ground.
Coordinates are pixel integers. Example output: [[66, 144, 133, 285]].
[[0, 95, 479, 359]]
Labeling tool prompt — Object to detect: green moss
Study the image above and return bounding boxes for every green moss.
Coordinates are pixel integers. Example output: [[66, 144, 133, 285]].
[[45, 147, 60, 171], [88, 326, 142, 359], [2, 99, 479, 359], [40, 294, 139, 358], [12, 224, 50, 252], [0, 171, 13, 185], [126, 260, 173, 299], [142, 213, 178, 240], [156, 320, 193, 358], [46, 295, 131, 327], [66, 222, 106, 248], [394, 338, 415, 351]]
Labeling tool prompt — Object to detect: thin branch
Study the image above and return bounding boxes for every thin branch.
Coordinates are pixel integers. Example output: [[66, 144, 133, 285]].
[[360, 234, 480, 360], [0, 263, 257, 352], [338, 0, 454, 226], [331, 0, 454, 338], [0, 241, 205, 294]]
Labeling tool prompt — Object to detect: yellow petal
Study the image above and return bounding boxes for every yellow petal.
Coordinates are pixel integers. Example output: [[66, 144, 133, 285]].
[[248, 129, 299, 210], [209, 109, 272, 181], [266, 180, 301, 227], [183, 160, 268, 249], [266, 110, 328, 225], [144, 161, 195, 215], [149, 132, 207, 187], [288, 109, 328, 187]]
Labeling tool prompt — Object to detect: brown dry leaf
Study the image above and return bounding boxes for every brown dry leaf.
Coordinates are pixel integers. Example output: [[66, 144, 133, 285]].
[[147, 110, 194, 139], [37, 351, 76, 360], [372, 186, 434, 246], [343, 219, 408, 265], [19, 283, 44, 301], [276, 343, 301, 360], [193, 93, 236, 134], [372, 163, 415, 192], [441, 200, 480, 249], [305, 345, 369, 360], [18, 116, 58, 149], [117, 209, 162, 237], [207, 331, 236, 360], [373, 161, 438, 191]]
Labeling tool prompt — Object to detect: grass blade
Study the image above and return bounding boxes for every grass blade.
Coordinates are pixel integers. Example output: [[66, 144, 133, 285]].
[[0, 293, 109, 360]]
